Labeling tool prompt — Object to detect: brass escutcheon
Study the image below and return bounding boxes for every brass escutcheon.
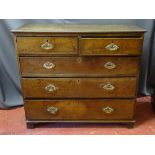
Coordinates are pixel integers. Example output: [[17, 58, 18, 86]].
[[104, 61, 116, 69], [41, 41, 54, 50], [47, 106, 58, 114], [102, 106, 114, 114], [45, 84, 58, 92], [43, 61, 55, 69], [100, 83, 115, 91], [105, 42, 119, 51]]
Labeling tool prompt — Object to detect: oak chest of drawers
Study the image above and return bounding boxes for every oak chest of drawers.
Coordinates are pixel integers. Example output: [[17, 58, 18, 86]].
[[12, 24, 146, 128]]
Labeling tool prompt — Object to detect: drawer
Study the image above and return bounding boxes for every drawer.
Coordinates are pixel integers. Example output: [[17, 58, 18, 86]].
[[16, 37, 78, 55], [20, 57, 140, 77], [22, 77, 137, 98], [25, 99, 135, 120], [80, 38, 143, 55]]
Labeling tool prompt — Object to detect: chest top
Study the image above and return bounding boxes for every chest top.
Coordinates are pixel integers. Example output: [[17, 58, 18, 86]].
[[12, 24, 146, 33], [12, 24, 146, 56]]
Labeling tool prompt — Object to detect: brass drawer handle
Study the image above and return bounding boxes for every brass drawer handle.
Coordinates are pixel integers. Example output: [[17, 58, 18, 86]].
[[100, 83, 115, 91], [47, 106, 58, 114], [43, 61, 55, 69], [105, 42, 119, 51], [41, 41, 54, 50], [102, 106, 114, 114], [45, 84, 58, 92], [104, 61, 116, 69]]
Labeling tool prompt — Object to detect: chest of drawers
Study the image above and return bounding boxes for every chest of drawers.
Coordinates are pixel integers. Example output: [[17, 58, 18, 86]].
[[12, 24, 146, 128]]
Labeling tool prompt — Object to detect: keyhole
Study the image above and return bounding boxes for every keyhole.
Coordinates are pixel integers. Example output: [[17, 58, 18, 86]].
[[77, 57, 82, 63], [76, 79, 81, 84], [111, 41, 114, 48]]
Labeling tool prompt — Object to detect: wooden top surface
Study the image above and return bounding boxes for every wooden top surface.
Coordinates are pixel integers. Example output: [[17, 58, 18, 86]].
[[12, 24, 146, 33]]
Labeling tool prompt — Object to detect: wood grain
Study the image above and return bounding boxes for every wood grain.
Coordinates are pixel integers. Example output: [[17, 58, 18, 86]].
[[24, 99, 135, 120], [80, 38, 143, 55], [22, 77, 137, 98], [12, 24, 146, 128], [20, 56, 140, 77], [17, 37, 78, 55]]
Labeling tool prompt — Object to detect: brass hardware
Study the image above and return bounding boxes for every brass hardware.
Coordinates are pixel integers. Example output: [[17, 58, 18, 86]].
[[105, 42, 119, 51], [100, 83, 115, 91], [41, 41, 54, 50], [102, 106, 114, 114], [47, 106, 58, 114], [45, 84, 58, 92], [43, 61, 55, 69], [104, 61, 116, 69]]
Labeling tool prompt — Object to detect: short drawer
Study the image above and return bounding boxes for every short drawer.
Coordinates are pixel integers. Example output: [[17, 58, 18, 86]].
[[80, 38, 143, 55], [25, 99, 135, 120], [16, 37, 78, 55], [20, 56, 140, 77], [22, 77, 137, 98]]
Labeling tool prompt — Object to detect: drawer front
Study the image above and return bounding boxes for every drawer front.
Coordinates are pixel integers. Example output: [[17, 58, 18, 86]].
[[16, 37, 78, 55], [25, 99, 135, 120], [80, 38, 143, 55], [20, 57, 140, 77], [22, 77, 137, 98]]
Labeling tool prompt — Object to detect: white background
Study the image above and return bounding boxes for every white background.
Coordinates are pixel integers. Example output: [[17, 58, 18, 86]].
[[0, 0, 155, 155]]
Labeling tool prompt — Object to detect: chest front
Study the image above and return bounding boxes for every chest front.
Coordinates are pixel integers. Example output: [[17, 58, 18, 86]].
[[12, 24, 146, 128]]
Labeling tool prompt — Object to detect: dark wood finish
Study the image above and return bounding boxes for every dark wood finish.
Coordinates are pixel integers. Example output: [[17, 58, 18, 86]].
[[12, 24, 146, 128], [13, 32, 144, 37], [22, 77, 137, 98], [127, 123, 134, 129], [26, 122, 35, 129], [25, 120, 135, 128], [24, 99, 135, 120], [20, 56, 140, 77], [16, 37, 78, 55], [80, 38, 143, 55]]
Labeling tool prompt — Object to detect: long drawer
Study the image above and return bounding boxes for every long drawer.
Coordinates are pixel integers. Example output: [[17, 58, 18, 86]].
[[16, 37, 78, 55], [22, 77, 137, 98], [80, 38, 143, 55], [20, 56, 140, 77], [25, 99, 135, 120]]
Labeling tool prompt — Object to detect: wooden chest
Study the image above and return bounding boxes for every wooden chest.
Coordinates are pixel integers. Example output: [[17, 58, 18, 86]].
[[12, 24, 146, 128]]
